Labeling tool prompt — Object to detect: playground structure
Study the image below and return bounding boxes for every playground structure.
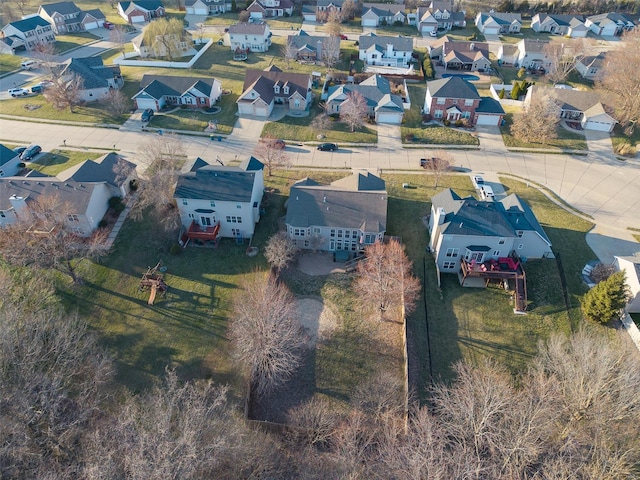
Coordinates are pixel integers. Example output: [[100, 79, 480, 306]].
[[139, 262, 168, 305], [179, 220, 221, 248]]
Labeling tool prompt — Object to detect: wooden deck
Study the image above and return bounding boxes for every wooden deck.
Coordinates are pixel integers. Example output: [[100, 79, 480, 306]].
[[460, 257, 528, 312]]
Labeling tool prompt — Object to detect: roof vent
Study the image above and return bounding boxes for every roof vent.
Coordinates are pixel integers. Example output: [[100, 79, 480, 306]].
[[459, 222, 463, 228], [323, 196, 327, 203], [65, 183, 71, 187]]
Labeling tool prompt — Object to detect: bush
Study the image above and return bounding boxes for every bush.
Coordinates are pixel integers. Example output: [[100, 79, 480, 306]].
[[443, 119, 451, 126], [108, 196, 123, 208], [405, 133, 415, 142], [393, 20, 403, 26], [18, 162, 26, 168], [98, 219, 108, 228], [455, 119, 463, 127], [422, 113, 432, 122], [498, 88, 505, 99], [615, 142, 637, 156], [169, 242, 183, 255], [581, 271, 631, 323], [129, 178, 138, 191]]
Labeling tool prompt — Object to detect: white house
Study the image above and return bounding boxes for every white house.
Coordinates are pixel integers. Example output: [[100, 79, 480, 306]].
[[358, 33, 413, 67], [585, 12, 635, 36], [38, 2, 106, 34], [174, 157, 265, 241], [361, 3, 407, 27], [57, 56, 124, 102], [531, 14, 588, 38], [0, 145, 22, 178], [429, 37, 491, 72], [226, 22, 271, 52], [0, 16, 56, 54], [614, 255, 640, 313], [133, 74, 222, 111], [475, 12, 521, 35], [131, 27, 193, 58], [575, 53, 606, 80], [0, 153, 136, 236], [185, 0, 232, 15], [247, 0, 294, 19], [416, 0, 466, 35], [498, 39, 551, 70], [285, 171, 388, 253]]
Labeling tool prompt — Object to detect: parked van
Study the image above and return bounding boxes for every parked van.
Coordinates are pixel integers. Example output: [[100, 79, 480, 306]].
[[480, 185, 495, 200], [21, 60, 38, 70]]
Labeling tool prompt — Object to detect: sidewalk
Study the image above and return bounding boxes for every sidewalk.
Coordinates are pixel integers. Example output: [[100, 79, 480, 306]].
[[103, 192, 138, 249]]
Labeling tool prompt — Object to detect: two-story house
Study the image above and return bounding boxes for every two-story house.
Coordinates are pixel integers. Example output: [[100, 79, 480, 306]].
[[475, 12, 521, 35], [498, 39, 551, 71], [361, 3, 407, 27], [423, 76, 504, 125], [132, 27, 193, 58], [133, 74, 222, 111], [57, 56, 124, 102], [429, 36, 491, 72], [0, 16, 55, 54], [185, 0, 232, 15], [38, 2, 106, 34], [358, 33, 413, 67], [417, 0, 466, 35], [285, 171, 388, 253], [326, 74, 406, 124], [531, 14, 588, 37], [585, 12, 635, 36], [118, 0, 165, 23], [174, 157, 265, 242], [226, 22, 271, 52], [247, 0, 294, 19], [237, 65, 311, 117], [575, 53, 606, 80], [287, 30, 337, 62]]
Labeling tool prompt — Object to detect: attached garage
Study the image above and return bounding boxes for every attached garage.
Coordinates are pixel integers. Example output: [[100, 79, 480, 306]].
[[130, 15, 145, 23], [253, 105, 269, 117], [482, 26, 500, 35], [475, 114, 501, 126], [582, 119, 614, 132], [84, 21, 98, 30], [134, 97, 161, 111], [581, 110, 616, 133], [376, 112, 403, 124], [474, 97, 505, 126], [362, 15, 379, 27]]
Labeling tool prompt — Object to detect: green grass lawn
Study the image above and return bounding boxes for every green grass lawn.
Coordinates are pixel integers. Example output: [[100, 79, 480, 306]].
[[632, 313, 640, 328], [402, 125, 480, 146], [0, 54, 24, 75], [149, 94, 238, 135], [54, 32, 101, 53], [611, 124, 639, 155], [500, 112, 588, 151], [29, 149, 102, 176]]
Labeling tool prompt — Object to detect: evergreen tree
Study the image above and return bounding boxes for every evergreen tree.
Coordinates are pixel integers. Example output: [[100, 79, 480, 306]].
[[581, 271, 631, 323], [510, 82, 521, 100]]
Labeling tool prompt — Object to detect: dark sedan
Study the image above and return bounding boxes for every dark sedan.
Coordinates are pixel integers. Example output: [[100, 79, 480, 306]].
[[21, 145, 42, 161], [317, 142, 338, 151]]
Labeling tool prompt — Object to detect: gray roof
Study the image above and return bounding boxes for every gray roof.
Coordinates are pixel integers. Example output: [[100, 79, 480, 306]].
[[60, 56, 120, 89], [286, 172, 387, 232], [520, 38, 549, 53], [40, 1, 81, 16], [431, 188, 551, 245], [287, 31, 327, 52], [239, 66, 310, 105], [228, 21, 269, 35], [533, 85, 605, 113], [427, 76, 480, 100], [477, 12, 521, 26], [536, 13, 584, 27], [358, 33, 413, 52], [119, 0, 165, 11], [327, 74, 403, 112], [0, 144, 19, 167], [5, 16, 51, 33], [174, 158, 264, 202], [578, 53, 606, 69], [135, 75, 219, 100], [0, 177, 101, 214], [57, 152, 135, 187], [362, 3, 406, 17], [476, 97, 505, 114], [587, 12, 634, 26], [317, 0, 346, 7]]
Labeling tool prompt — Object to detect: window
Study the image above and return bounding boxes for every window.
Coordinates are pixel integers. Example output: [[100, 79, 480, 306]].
[[462, 111, 471, 119], [304, 240, 310, 247], [72, 227, 84, 235], [434, 109, 443, 118], [337, 229, 343, 238], [274, 85, 280, 94], [443, 261, 456, 269], [182, 199, 188, 205], [464, 99, 473, 106], [68, 214, 79, 222], [492, 250, 500, 257], [200, 216, 211, 226], [330, 229, 336, 238], [0, 212, 5, 218], [283, 86, 289, 94], [437, 97, 445, 104], [498, 238, 505, 245], [293, 228, 306, 237], [445, 248, 459, 257], [210, 201, 216, 207], [236, 204, 242, 209], [232, 228, 241, 236], [226, 216, 242, 223], [313, 227, 320, 234]]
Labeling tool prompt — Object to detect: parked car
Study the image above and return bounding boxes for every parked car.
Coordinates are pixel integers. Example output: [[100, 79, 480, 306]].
[[21, 60, 38, 70], [317, 142, 337, 151], [20, 145, 41, 161], [103, 21, 114, 29], [480, 185, 495, 200], [430, 30, 438, 37], [31, 85, 43, 94], [8, 88, 29, 97], [340, 34, 348, 40], [12, 146, 27, 156], [141, 109, 154, 122], [472, 175, 485, 189]]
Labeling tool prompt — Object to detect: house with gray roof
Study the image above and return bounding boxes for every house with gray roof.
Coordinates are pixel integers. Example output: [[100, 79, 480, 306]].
[[531, 14, 587, 38], [614, 255, 640, 313], [428, 188, 552, 277], [57, 56, 123, 103], [575, 53, 606, 80], [247, 0, 294, 19], [585, 12, 635, 37], [416, 0, 466, 35], [498, 39, 551, 71], [226, 22, 271, 52], [185, 0, 231, 14], [38, 2, 106, 34], [358, 33, 413, 67], [0, 145, 21, 178], [131, 27, 193, 58], [361, 3, 407, 27], [429, 36, 491, 72], [118, 0, 165, 23], [286, 30, 339, 62], [174, 157, 265, 240], [0, 152, 136, 236], [475, 12, 521, 35], [133, 74, 222, 111], [326, 74, 406, 124], [0, 16, 55, 54], [237, 65, 311, 117], [285, 171, 388, 253]]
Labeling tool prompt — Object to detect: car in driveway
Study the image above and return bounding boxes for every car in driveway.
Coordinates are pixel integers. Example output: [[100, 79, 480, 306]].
[[472, 175, 485, 189], [103, 21, 115, 29], [340, 34, 348, 40], [20, 145, 42, 161], [430, 30, 438, 37], [480, 185, 495, 200], [317, 142, 338, 151], [12, 146, 27, 156], [141, 109, 154, 122], [8, 88, 29, 97]]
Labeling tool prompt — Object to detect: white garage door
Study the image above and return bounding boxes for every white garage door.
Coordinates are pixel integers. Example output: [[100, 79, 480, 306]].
[[376, 112, 402, 124], [362, 18, 378, 27], [475, 114, 500, 126], [131, 15, 145, 23], [254, 105, 269, 117], [84, 21, 98, 30], [484, 26, 500, 35], [584, 120, 613, 132], [136, 98, 158, 111], [194, 6, 208, 15]]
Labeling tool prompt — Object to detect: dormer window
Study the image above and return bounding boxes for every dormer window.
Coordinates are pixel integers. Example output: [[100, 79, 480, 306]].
[[274, 85, 280, 93], [283, 85, 289, 94]]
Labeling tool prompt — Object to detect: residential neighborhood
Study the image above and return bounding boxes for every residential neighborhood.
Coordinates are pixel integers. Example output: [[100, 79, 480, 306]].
[[1, 0, 640, 475]]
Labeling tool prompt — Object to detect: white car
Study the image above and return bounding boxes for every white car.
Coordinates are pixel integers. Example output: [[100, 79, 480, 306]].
[[480, 185, 495, 200], [8, 88, 29, 97], [472, 175, 485, 189], [430, 30, 437, 37]]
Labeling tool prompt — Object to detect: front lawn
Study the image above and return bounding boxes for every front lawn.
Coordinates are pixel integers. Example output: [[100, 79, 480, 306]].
[[54, 32, 101, 53], [0, 54, 24, 75], [611, 124, 639, 156], [149, 94, 238, 135], [30, 149, 102, 176], [402, 125, 480, 146], [500, 112, 588, 151]]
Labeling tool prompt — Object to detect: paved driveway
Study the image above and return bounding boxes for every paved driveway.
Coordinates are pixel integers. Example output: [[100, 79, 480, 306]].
[[584, 129, 615, 159], [377, 124, 403, 151]]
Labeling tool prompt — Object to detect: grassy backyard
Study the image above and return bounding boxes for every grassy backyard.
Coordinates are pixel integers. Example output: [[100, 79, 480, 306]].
[[500, 111, 588, 151], [54, 32, 101, 53], [0, 54, 24, 75], [29, 149, 102, 176]]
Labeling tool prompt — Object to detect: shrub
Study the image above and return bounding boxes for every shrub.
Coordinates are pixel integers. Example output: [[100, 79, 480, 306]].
[[615, 142, 637, 156], [498, 88, 505, 99], [455, 119, 463, 127], [581, 271, 631, 323], [517, 67, 526, 78], [422, 113, 432, 122], [108, 196, 123, 208], [169, 242, 183, 255], [393, 20, 403, 26], [405, 133, 415, 142], [511, 82, 521, 100], [98, 219, 108, 228], [129, 178, 138, 191], [443, 119, 451, 126]]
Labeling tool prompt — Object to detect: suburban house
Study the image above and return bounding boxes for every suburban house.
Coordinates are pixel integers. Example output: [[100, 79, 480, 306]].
[[174, 157, 265, 242], [358, 33, 413, 67], [326, 74, 406, 124], [133, 74, 222, 111], [237, 65, 311, 117], [429, 36, 491, 72], [185, 0, 232, 15], [287, 30, 338, 62], [38, 2, 106, 34], [0, 153, 136, 236], [585, 13, 635, 36], [423, 76, 504, 126], [57, 56, 124, 102], [226, 22, 271, 52], [302, 5, 318, 22], [496, 43, 518, 65], [118, 0, 165, 23], [416, 1, 466, 35], [0, 16, 56, 54], [531, 13, 588, 37], [247, 0, 294, 19], [475, 12, 521, 35], [361, 3, 407, 27], [526, 86, 617, 132], [614, 255, 640, 313], [498, 39, 551, 71], [0, 144, 22, 178], [285, 171, 388, 253], [315, 0, 346, 17], [131, 27, 193, 58], [575, 53, 606, 80], [428, 188, 552, 310]]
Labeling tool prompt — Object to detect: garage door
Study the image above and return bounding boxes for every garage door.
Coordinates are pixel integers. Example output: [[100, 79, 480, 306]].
[[84, 21, 98, 30], [376, 112, 402, 124], [362, 18, 378, 27], [484, 26, 500, 35], [195, 7, 208, 15], [254, 105, 269, 117], [583, 120, 613, 132], [131, 15, 145, 23], [475, 114, 500, 126], [136, 98, 158, 111]]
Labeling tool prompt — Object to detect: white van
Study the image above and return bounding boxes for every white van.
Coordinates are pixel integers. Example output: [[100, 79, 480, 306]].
[[480, 185, 495, 200], [21, 60, 38, 70]]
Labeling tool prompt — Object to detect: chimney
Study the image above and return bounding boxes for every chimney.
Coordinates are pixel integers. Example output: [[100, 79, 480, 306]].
[[436, 207, 446, 225], [470, 42, 475, 50], [323, 196, 327, 203]]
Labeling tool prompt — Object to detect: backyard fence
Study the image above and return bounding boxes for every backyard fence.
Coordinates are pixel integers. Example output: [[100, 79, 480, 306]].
[[113, 39, 213, 68]]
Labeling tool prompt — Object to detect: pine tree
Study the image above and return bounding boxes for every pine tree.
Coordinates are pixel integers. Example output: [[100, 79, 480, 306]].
[[581, 271, 631, 323]]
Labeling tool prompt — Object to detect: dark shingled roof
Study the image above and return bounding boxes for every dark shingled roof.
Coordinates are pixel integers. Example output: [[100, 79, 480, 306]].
[[477, 12, 521, 26], [358, 33, 413, 52], [327, 74, 404, 112], [136, 75, 219, 100], [60, 56, 121, 89], [0, 178, 100, 213], [427, 76, 480, 100], [228, 21, 269, 35], [476, 97, 505, 114], [239, 66, 311, 105], [174, 158, 264, 202], [57, 152, 135, 187], [286, 172, 388, 233], [40, 1, 81, 16], [6, 16, 51, 33], [0, 144, 19, 167]]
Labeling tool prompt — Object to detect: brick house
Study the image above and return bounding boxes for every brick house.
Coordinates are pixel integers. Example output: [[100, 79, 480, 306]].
[[118, 0, 165, 23]]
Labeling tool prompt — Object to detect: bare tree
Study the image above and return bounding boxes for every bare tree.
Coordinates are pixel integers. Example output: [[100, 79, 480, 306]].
[[340, 91, 369, 132], [264, 231, 299, 274], [310, 111, 331, 138], [511, 93, 560, 145], [31, 42, 59, 76], [238, 10, 250, 22], [282, 37, 298, 68], [110, 25, 129, 55], [144, 17, 188, 60], [598, 27, 640, 134], [229, 272, 306, 397], [326, 10, 343, 33], [322, 34, 341, 70], [13, 0, 31, 16], [0, 195, 108, 284], [1, 1, 17, 23], [105, 88, 130, 114], [254, 135, 291, 176], [287, 397, 338, 447], [44, 73, 84, 113], [424, 149, 453, 188], [544, 39, 588, 84], [353, 239, 421, 320], [130, 134, 185, 232], [341, 0, 357, 20]]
